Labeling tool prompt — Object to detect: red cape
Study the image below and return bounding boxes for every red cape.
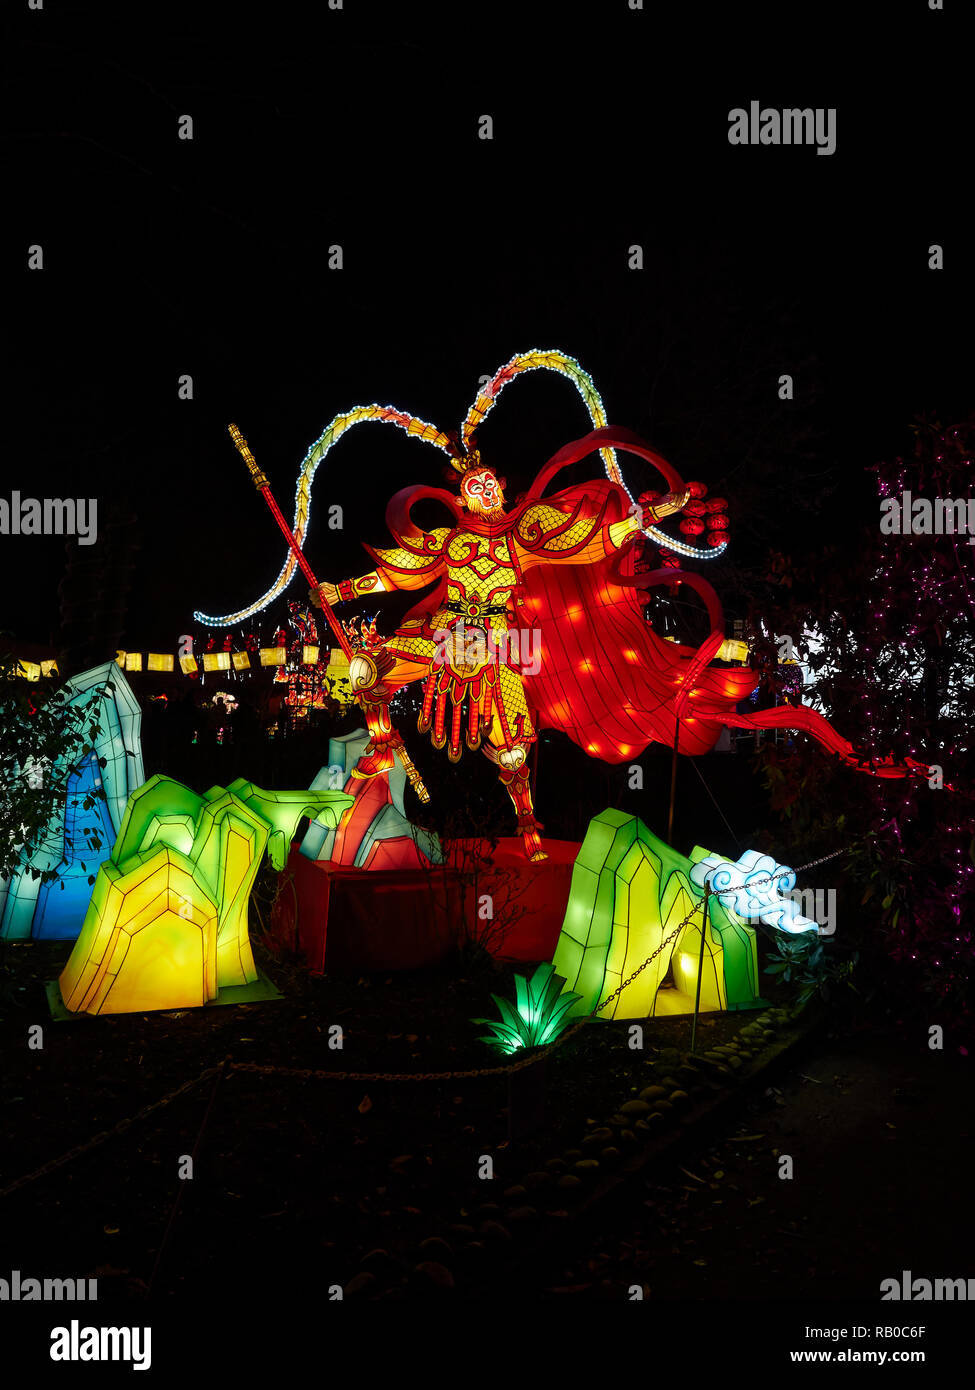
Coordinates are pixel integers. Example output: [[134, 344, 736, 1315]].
[[389, 426, 933, 781]]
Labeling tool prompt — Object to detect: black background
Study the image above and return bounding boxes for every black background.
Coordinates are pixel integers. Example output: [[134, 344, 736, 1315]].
[[5, 0, 970, 648]]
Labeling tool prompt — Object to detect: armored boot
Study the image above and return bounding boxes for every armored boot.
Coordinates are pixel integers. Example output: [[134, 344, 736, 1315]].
[[495, 750, 547, 862], [348, 652, 397, 780]]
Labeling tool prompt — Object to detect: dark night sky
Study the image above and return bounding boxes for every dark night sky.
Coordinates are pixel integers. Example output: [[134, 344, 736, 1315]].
[[5, 1, 970, 654]]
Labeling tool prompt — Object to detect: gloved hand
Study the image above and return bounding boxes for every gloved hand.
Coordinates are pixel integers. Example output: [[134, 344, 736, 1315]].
[[649, 488, 691, 521], [309, 582, 340, 609]]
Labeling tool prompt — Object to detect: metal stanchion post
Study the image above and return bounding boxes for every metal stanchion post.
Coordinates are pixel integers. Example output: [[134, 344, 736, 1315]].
[[690, 884, 711, 1054]]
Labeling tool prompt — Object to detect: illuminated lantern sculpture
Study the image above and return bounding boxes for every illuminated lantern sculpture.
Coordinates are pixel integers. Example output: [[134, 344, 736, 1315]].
[[690, 850, 820, 934], [195, 350, 940, 863], [551, 810, 764, 1020], [58, 775, 354, 1014], [302, 730, 443, 869], [0, 663, 145, 941]]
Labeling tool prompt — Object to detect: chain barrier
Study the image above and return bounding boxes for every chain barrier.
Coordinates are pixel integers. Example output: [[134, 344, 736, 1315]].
[[228, 1017, 588, 1084], [590, 820, 894, 1015], [0, 1065, 223, 1200], [592, 905, 703, 1016], [0, 1023, 592, 1199], [712, 817, 896, 895], [714, 845, 846, 894]]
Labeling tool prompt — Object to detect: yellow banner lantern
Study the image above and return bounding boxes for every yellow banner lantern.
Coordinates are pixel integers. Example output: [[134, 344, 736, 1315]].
[[302, 644, 320, 665], [179, 654, 199, 675], [232, 651, 250, 671], [40, 660, 59, 677], [202, 652, 231, 672], [716, 638, 750, 663], [115, 651, 126, 668], [124, 653, 143, 672], [17, 660, 41, 681], [148, 653, 174, 672], [260, 647, 286, 666]]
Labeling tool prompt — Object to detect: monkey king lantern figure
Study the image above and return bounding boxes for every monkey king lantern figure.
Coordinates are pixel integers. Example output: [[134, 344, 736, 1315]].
[[197, 350, 939, 863], [310, 441, 690, 860]]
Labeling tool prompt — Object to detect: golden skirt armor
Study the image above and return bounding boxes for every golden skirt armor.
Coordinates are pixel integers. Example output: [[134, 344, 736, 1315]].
[[332, 496, 633, 861]]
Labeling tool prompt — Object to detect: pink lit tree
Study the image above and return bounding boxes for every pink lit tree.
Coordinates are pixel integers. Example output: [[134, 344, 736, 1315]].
[[745, 416, 975, 1028]]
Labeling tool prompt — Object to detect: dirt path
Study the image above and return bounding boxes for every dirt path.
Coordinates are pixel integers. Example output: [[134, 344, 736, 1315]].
[[531, 1026, 973, 1299]]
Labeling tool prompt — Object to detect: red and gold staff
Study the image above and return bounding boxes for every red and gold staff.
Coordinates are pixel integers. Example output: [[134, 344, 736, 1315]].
[[227, 424, 429, 803]]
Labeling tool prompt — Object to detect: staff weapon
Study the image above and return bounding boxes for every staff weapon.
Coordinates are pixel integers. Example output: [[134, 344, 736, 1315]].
[[228, 423, 430, 803]]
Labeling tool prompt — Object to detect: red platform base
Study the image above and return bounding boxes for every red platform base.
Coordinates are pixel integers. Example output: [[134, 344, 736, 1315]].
[[268, 838, 580, 973]]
